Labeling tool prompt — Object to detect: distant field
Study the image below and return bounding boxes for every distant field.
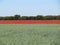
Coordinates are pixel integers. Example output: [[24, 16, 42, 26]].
[[0, 24, 60, 45], [0, 20, 60, 24]]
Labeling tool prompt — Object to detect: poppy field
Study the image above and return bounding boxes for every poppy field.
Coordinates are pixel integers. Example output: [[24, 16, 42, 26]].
[[0, 20, 60, 45], [0, 20, 60, 24]]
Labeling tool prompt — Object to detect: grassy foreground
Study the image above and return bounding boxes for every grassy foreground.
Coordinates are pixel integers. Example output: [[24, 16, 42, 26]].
[[0, 24, 60, 45]]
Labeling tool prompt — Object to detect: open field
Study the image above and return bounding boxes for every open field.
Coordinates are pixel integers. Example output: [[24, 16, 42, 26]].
[[0, 20, 60, 24], [0, 24, 60, 45]]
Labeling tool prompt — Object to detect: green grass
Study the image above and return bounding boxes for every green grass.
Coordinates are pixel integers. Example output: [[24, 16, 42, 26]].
[[0, 24, 60, 45]]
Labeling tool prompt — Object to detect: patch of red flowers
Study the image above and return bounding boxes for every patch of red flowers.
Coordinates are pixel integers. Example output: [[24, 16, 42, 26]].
[[0, 20, 60, 24]]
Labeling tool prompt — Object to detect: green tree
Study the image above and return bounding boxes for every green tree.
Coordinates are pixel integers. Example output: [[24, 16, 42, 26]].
[[56, 15, 60, 20], [36, 15, 44, 20], [14, 14, 21, 20]]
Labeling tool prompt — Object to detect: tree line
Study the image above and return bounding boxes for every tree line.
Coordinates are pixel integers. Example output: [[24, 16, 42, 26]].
[[0, 15, 60, 20]]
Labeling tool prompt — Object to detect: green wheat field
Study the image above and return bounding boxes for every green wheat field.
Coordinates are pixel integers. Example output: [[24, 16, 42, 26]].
[[0, 24, 60, 45]]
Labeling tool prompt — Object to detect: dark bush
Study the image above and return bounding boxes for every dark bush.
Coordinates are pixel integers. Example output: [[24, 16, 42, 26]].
[[0, 15, 60, 20]]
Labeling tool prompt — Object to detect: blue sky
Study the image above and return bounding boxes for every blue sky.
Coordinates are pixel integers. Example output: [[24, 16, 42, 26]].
[[0, 0, 60, 16]]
